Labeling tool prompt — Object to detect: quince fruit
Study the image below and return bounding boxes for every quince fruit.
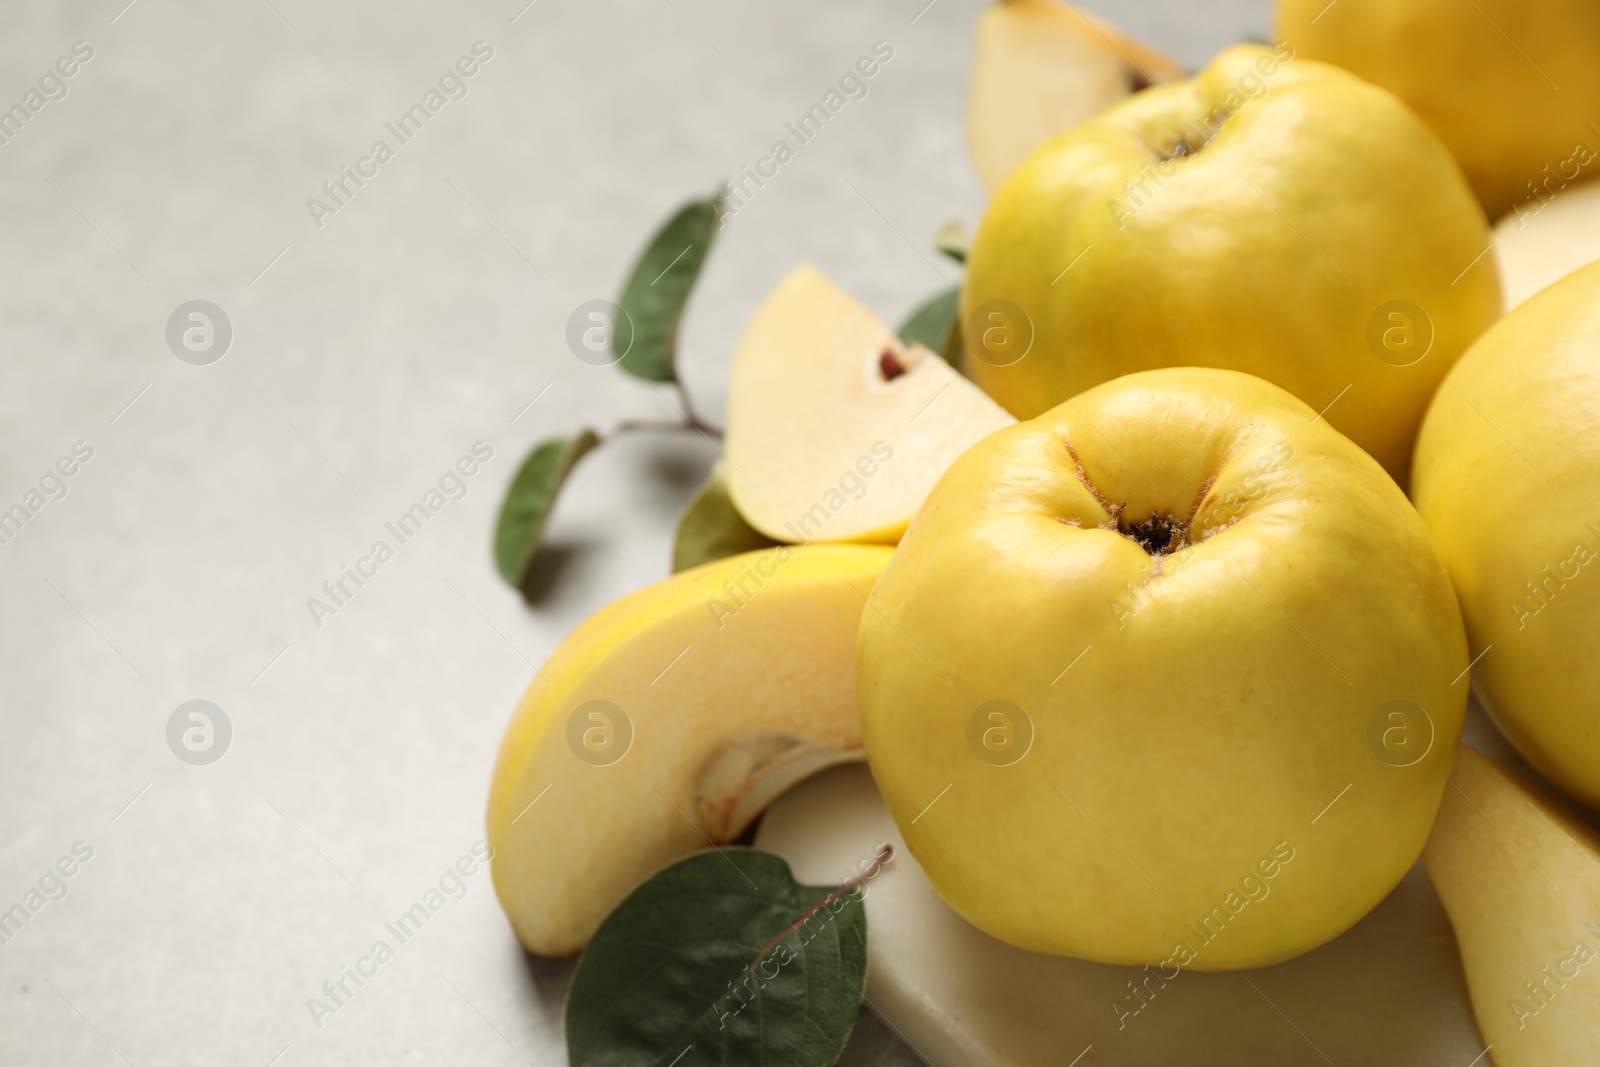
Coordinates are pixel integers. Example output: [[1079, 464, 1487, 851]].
[[1278, 0, 1600, 220], [1413, 260, 1600, 807], [961, 44, 1500, 483], [858, 367, 1468, 968]]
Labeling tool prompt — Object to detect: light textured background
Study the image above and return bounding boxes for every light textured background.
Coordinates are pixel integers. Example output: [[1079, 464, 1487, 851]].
[[0, 0, 1388, 1063]]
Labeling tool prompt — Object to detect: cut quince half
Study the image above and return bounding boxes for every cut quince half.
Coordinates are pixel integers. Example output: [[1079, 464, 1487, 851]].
[[724, 265, 1013, 545], [486, 543, 893, 956], [968, 0, 1183, 193]]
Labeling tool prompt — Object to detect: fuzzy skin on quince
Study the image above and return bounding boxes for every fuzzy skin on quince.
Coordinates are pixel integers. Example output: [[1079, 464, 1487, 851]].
[[1413, 261, 1600, 809], [858, 367, 1468, 969], [962, 44, 1500, 484], [1278, 0, 1600, 220]]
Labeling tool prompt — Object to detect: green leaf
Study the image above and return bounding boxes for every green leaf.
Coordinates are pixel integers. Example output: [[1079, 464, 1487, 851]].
[[494, 430, 601, 590], [898, 286, 959, 351], [942, 310, 967, 370], [899, 286, 964, 370], [616, 194, 724, 382], [673, 464, 781, 573], [566, 849, 868, 1067], [933, 219, 969, 264]]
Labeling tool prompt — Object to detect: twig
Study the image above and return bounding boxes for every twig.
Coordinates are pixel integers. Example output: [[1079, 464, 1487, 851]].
[[609, 384, 723, 439]]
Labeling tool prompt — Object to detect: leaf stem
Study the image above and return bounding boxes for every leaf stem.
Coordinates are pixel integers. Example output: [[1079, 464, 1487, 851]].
[[674, 382, 721, 438], [610, 383, 723, 440]]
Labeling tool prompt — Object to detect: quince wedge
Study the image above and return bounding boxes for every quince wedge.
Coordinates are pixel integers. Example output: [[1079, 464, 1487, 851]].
[[967, 0, 1183, 193], [724, 265, 1013, 545], [1425, 746, 1600, 1066], [1494, 181, 1600, 311], [487, 543, 893, 956]]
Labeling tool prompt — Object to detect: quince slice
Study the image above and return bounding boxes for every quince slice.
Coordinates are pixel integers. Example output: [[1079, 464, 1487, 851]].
[[1494, 181, 1600, 311], [725, 265, 1013, 545], [487, 543, 892, 956], [968, 0, 1183, 192], [1426, 745, 1600, 1066]]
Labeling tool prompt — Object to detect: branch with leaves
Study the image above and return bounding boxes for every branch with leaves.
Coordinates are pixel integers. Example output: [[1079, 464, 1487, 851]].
[[493, 193, 724, 594], [493, 192, 972, 599]]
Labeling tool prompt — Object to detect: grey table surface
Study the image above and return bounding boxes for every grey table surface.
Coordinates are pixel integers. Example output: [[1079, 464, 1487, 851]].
[[0, 1, 1283, 1064]]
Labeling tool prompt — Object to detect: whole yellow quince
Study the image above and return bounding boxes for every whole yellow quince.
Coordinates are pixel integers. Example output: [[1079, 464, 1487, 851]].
[[1278, 0, 1600, 221], [961, 44, 1500, 485], [859, 367, 1468, 969], [1413, 260, 1600, 809]]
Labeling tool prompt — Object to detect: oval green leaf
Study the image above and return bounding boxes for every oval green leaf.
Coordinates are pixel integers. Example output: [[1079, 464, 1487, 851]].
[[899, 285, 963, 369], [566, 848, 868, 1067], [493, 429, 601, 590], [616, 194, 724, 382], [672, 464, 780, 573]]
